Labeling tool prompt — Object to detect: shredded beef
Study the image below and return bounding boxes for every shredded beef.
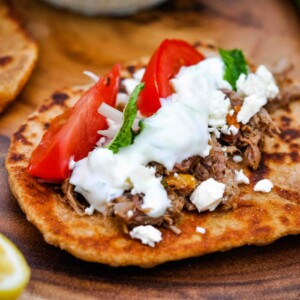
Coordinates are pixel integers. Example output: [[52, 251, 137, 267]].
[[235, 108, 279, 169], [267, 62, 300, 112], [61, 67, 298, 230], [107, 188, 184, 229], [194, 137, 228, 181], [59, 179, 85, 215], [267, 80, 300, 113], [104, 135, 240, 228], [220, 84, 281, 170], [172, 156, 199, 173], [220, 88, 243, 107]]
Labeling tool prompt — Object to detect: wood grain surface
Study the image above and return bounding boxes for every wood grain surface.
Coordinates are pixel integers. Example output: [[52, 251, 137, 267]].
[[0, 0, 300, 299]]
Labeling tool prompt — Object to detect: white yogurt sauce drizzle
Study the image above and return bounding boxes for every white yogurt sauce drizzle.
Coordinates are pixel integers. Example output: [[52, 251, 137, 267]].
[[70, 57, 230, 218], [70, 57, 278, 220]]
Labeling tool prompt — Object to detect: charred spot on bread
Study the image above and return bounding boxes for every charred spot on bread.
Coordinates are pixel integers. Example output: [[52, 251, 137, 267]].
[[51, 92, 69, 105], [8, 153, 25, 163], [274, 187, 300, 204], [13, 124, 32, 146], [0, 55, 13, 67], [279, 128, 300, 142]]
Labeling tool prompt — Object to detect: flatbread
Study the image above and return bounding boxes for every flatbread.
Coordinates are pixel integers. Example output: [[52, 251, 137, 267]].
[[0, 1, 38, 113], [6, 43, 300, 267]]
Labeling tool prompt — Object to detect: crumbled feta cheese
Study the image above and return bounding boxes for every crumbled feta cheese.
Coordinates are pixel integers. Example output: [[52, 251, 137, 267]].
[[84, 205, 95, 215], [220, 124, 239, 135], [127, 210, 133, 218], [229, 109, 235, 116], [237, 94, 267, 124], [220, 125, 228, 135], [222, 146, 227, 152], [237, 65, 279, 99], [235, 170, 250, 185], [233, 155, 243, 163], [254, 179, 273, 193], [174, 172, 178, 177], [229, 125, 239, 135], [129, 225, 162, 247], [69, 156, 76, 170], [190, 178, 226, 212], [208, 91, 230, 128], [236, 65, 279, 124], [209, 127, 221, 138], [196, 226, 206, 234], [133, 68, 146, 81]]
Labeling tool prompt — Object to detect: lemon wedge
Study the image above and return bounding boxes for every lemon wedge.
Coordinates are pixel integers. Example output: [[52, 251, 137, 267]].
[[0, 234, 30, 300]]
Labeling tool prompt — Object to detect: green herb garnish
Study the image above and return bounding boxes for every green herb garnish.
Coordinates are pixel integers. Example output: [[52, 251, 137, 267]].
[[219, 48, 248, 91], [108, 83, 145, 154]]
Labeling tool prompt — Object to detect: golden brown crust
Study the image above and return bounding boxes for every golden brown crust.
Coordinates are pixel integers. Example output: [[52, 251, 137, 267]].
[[5, 47, 300, 267], [0, 0, 38, 113]]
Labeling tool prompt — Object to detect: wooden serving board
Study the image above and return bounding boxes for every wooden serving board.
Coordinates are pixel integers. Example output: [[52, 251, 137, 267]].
[[0, 0, 300, 298]]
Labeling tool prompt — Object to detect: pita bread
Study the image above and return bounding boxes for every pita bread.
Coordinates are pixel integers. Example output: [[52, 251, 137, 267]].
[[0, 0, 38, 113], [6, 43, 300, 267]]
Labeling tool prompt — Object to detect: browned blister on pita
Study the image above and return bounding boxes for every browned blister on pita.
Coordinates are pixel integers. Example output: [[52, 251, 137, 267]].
[[6, 44, 300, 267], [0, 1, 38, 113]]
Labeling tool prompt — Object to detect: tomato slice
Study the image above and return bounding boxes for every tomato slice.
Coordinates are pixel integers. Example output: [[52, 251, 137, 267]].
[[137, 39, 205, 117], [28, 64, 121, 180]]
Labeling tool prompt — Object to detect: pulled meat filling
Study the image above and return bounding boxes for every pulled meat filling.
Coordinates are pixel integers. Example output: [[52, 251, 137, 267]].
[[221, 88, 280, 169], [59, 68, 298, 231]]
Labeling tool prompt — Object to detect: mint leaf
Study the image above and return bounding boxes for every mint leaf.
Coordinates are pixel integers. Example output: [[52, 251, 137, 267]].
[[108, 83, 145, 154], [219, 48, 248, 91]]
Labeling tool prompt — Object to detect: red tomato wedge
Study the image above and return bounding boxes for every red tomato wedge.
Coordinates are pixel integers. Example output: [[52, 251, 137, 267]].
[[137, 39, 205, 117], [28, 64, 121, 181]]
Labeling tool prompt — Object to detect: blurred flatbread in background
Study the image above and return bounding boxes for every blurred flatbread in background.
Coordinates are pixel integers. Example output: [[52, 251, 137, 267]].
[[0, 0, 38, 114]]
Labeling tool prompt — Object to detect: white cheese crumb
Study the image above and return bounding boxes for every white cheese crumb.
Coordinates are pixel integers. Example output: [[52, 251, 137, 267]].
[[235, 170, 250, 185], [233, 155, 243, 163], [190, 178, 226, 212], [237, 65, 279, 99], [209, 127, 221, 138], [220, 124, 239, 135], [69, 156, 76, 170], [236, 65, 279, 125], [196, 226, 206, 234], [133, 68, 146, 81], [254, 179, 273, 193], [208, 91, 230, 128], [127, 210, 133, 218], [221, 146, 227, 152], [229, 125, 239, 135], [84, 205, 95, 215], [129, 225, 162, 247], [237, 94, 267, 124], [229, 109, 235, 116], [174, 172, 179, 177]]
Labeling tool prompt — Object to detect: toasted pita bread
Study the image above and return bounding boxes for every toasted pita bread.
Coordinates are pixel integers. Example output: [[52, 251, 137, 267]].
[[6, 43, 300, 267], [0, 1, 38, 113]]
